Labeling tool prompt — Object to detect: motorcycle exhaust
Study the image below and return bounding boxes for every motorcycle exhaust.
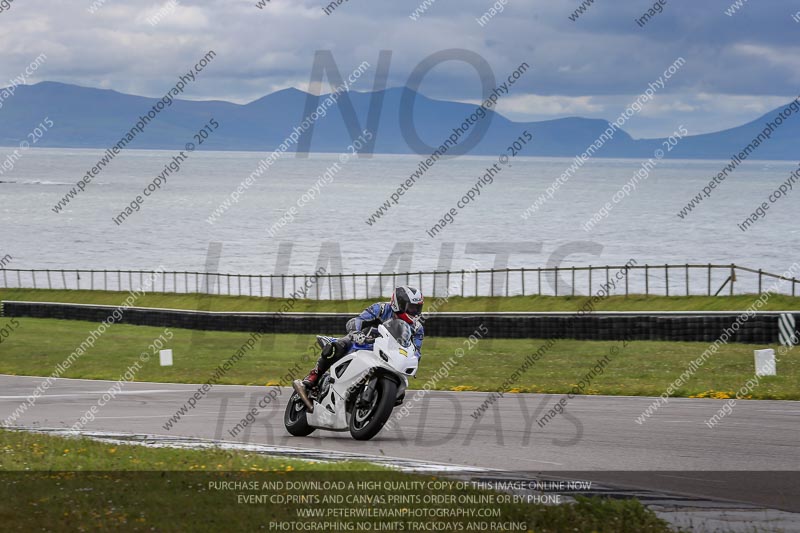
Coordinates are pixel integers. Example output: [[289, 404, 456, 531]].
[[291, 380, 314, 413]]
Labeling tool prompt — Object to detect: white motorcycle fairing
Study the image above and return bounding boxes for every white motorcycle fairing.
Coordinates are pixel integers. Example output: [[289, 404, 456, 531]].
[[305, 324, 418, 431]]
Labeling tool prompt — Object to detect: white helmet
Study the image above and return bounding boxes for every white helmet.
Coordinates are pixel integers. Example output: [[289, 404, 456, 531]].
[[390, 286, 424, 324]]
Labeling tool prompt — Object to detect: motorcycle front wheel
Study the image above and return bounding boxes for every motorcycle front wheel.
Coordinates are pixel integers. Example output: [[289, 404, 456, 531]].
[[284, 391, 315, 436], [349, 378, 397, 441]]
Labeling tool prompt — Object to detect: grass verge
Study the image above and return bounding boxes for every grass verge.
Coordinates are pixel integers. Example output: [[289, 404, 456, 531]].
[[2, 318, 797, 399], [2, 288, 799, 313], [0, 429, 672, 532]]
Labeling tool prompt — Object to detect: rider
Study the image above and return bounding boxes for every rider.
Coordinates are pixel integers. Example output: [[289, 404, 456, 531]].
[[295, 286, 424, 394]]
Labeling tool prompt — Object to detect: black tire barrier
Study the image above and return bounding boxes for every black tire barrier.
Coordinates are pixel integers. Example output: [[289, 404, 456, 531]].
[[2, 301, 798, 345]]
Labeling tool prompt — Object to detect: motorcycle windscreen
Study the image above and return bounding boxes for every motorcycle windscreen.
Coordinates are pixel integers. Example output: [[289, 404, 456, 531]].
[[383, 318, 413, 346]]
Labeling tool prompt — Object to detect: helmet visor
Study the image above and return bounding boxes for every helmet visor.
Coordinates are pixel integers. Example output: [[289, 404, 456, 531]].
[[405, 302, 423, 316]]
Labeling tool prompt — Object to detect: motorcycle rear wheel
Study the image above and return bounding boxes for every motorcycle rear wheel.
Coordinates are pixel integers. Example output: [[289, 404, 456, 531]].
[[284, 391, 315, 436], [349, 378, 397, 441]]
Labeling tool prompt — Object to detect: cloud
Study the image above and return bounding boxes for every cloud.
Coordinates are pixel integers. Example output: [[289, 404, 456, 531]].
[[0, 0, 797, 136], [732, 43, 800, 80], [489, 94, 604, 117]]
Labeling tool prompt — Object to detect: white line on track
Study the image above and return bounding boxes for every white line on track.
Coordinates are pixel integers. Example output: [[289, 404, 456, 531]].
[[514, 457, 565, 466], [91, 415, 206, 420], [0, 390, 189, 399]]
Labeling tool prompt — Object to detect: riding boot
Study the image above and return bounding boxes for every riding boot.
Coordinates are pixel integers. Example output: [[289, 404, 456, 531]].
[[302, 339, 347, 390], [301, 366, 321, 389]]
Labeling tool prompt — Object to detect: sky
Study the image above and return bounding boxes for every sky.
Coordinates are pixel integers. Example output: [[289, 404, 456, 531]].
[[1, 0, 799, 138]]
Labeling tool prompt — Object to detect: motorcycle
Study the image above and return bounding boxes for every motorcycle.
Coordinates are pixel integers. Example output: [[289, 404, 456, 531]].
[[284, 318, 418, 441]]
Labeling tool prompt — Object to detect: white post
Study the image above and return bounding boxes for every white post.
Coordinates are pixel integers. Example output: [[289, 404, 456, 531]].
[[754, 349, 776, 377], [159, 349, 174, 367]]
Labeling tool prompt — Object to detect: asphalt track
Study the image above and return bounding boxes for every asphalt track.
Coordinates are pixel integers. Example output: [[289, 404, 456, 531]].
[[1, 375, 798, 521]]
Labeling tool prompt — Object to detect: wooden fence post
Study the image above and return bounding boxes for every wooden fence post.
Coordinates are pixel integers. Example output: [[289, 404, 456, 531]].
[[554, 267, 558, 296], [571, 267, 575, 296], [588, 265, 592, 295], [685, 264, 689, 296], [538, 267, 541, 295]]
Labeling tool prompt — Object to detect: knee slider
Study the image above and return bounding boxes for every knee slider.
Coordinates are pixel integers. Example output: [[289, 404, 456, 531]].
[[321, 343, 336, 360]]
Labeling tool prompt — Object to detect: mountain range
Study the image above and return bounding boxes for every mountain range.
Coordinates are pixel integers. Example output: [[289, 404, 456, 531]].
[[0, 81, 797, 160]]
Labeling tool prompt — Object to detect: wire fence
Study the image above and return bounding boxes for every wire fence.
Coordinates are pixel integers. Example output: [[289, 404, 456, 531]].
[[1, 264, 798, 300]]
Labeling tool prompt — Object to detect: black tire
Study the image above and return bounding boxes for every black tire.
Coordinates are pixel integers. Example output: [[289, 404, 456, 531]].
[[284, 392, 315, 437], [349, 378, 397, 441]]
